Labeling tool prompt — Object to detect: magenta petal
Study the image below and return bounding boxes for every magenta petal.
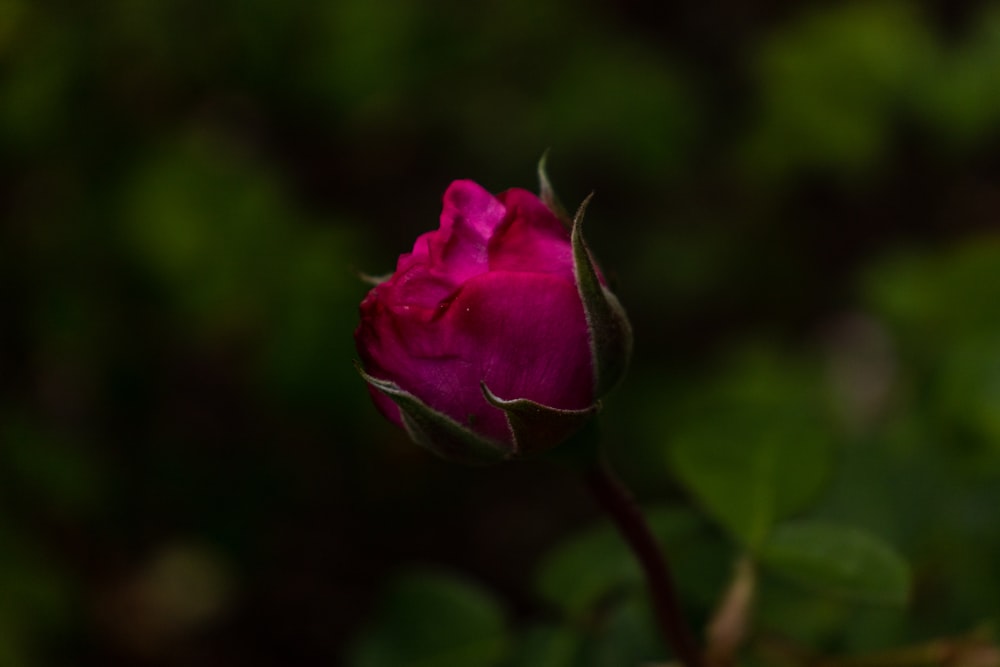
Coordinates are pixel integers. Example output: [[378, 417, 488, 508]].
[[358, 286, 492, 436], [489, 188, 575, 277], [429, 180, 507, 280], [356, 270, 593, 446], [387, 181, 508, 308], [441, 270, 593, 426], [443, 180, 509, 237]]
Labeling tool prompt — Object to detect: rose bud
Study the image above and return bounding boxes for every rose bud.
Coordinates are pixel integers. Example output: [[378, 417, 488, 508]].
[[355, 164, 632, 464]]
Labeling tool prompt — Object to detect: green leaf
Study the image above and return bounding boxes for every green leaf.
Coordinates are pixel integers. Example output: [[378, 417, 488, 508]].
[[348, 569, 509, 667], [759, 520, 911, 606], [667, 350, 835, 548]]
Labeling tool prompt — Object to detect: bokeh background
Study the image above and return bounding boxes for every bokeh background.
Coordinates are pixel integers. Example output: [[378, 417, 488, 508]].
[[3, 0, 1000, 665]]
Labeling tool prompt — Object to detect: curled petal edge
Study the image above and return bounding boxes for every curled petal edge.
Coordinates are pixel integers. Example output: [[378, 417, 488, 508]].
[[356, 363, 511, 465], [481, 382, 600, 458], [571, 196, 634, 397]]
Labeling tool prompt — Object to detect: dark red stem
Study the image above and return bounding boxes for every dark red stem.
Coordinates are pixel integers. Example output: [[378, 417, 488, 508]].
[[586, 458, 704, 667]]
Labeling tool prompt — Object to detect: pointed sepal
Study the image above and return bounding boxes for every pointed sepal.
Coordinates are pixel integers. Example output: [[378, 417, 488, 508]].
[[571, 196, 634, 397], [357, 364, 511, 465], [537, 152, 572, 228], [481, 383, 599, 457], [356, 270, 392, 287]]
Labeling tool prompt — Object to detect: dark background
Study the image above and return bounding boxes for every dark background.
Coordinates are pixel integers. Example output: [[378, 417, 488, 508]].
[[2, 0, 1000, 664]]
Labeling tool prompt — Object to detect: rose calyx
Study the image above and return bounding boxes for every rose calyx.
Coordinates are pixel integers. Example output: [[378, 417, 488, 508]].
[[571, 194, 634, 397]]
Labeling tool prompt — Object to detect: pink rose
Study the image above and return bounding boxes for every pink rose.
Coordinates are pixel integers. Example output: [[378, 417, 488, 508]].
[[355, 175, 631, 464]]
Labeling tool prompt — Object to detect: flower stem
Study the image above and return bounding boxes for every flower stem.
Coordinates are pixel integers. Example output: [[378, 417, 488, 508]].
[[586, 457, 704, 667]]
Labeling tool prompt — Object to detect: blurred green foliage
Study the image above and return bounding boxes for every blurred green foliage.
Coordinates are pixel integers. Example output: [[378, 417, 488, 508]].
[[3, 0, 1000, 665], [758, 521, 910, 606], [349, 569, 508, 667], [667, 350, 836, 549]]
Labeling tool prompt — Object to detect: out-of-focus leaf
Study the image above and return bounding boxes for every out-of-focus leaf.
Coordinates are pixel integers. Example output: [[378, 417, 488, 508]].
[[299, 0, 423, 116], [938, 335, 1000, 448], [0, 624, 29, 667], [759, 520, 910, 606], [543, 41, 698, 176], [119, 130, 295, 334], [742, 0, 933, 179], [258, 225, 361, 403], [0, 519, 73, 665], [909, 5, 1000, 148], [0, 12, 79, 150], [535, 524, 636, 619], [535, 507, 701, 617], [2, 419, 105, 517], [754, 571, 907, 650], [865, 238, 1000, 340], [501, 625, 580, 667], [348, 569, 508, 667], [864, 238, 1000, 457], [667, 350, 835, 548], [577, 595, 662, 667]]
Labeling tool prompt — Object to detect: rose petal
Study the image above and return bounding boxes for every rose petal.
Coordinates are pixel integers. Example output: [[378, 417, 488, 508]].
[[443, 179, 509, 238], [427, 180, 506, 280], [357, 287, 469, 431], [489, 188, 574, 277], [438, 271, 593, 440], [387, 180, 507, 308], [356, 270, 593, 446]]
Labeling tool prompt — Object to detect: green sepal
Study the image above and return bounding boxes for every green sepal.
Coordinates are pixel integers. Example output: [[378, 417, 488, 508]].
[[537, 152, 572, 228], [357, 270, 392, 287], [571, 196, 634, 398], [357, 364, 511, 465], [481, 383, 600, 457]]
